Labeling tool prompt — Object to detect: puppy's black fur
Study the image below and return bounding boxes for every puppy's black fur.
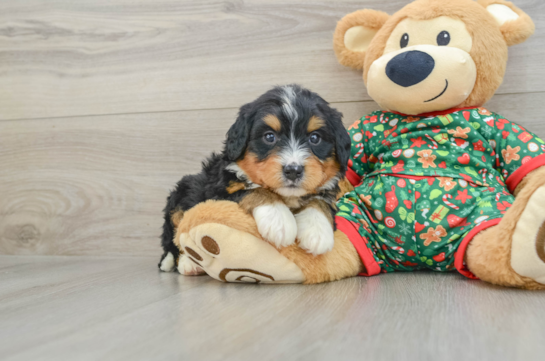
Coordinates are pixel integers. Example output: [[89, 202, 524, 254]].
[[159, 84, 351, 271]]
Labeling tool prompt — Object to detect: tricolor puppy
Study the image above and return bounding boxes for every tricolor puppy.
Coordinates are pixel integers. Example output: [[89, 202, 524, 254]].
[[159, 85, 351, 273]]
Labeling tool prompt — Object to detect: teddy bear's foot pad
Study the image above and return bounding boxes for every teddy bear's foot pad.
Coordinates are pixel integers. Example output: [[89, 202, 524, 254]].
[[511, 185, 545, 284], [182, 223, 305, 284]]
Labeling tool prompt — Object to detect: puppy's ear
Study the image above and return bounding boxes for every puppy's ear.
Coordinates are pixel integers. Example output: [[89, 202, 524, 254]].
[[478, 0, 535, 46], [225, 103, 253, 161], [333, 9, 390, 70], [335, 119, 352, 173], [320, 104, 351, 173]]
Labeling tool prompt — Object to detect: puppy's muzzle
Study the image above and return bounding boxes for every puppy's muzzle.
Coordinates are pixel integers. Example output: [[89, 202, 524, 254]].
[[283, 163, 304, 182]]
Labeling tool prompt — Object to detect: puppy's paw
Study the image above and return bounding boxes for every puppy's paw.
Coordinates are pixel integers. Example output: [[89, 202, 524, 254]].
[[159, 252, 176, 272], [295, 208, 334, 255], [177, 254, 206, 276], [253, 203, 297, 248]]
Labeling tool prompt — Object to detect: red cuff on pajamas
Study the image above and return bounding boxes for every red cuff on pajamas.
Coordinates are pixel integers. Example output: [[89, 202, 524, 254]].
[[505, 153, 545, 193], [335, 216, 381, 277], [346, 167, 362, 187], [454, 218, 502, 279]]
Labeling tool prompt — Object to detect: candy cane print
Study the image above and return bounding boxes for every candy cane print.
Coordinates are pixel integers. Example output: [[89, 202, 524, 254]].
[[478, 169, 488, 184], [495, 192, 501, 202], [425, 134, 438, 149], [354, 143, 364, 159], [442, 194, 460, 210], [391, 246, 405, 254]]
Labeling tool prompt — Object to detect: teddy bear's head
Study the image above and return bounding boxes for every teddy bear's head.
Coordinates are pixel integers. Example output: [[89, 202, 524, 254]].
[[333, 0, 534, 115]]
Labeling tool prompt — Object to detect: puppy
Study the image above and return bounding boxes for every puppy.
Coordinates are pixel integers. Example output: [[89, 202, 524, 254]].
[[158, 84, 351, 274]]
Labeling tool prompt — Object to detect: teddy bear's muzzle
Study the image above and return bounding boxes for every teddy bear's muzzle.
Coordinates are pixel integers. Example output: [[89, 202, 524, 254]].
[[367, 45, 477, 115]]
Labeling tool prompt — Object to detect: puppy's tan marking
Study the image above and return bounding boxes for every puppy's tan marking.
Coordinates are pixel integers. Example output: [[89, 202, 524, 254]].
[[171, 209, 184, 227], [301, 155, 341, 192], [307, 116, 325, 133], [239, 188, 282, 214], [337, 177, 355, 199], [263, 114, 282, 132], [321, 157, 342, 185], [237, 152, 283, 189], [226, 181, 246, 194]]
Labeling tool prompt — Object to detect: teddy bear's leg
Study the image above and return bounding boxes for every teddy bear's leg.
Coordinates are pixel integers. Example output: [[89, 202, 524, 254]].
[[279, 230, 364, 284], [176, 200, 363, 284], [466, 168, 545, 289]]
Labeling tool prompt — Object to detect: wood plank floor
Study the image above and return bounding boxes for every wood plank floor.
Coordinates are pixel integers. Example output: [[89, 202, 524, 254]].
[[1, 256, 544, 361]]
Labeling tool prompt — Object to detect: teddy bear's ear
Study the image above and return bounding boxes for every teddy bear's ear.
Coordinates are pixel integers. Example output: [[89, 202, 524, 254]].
[[333, 10, 390, 70], [478, 0, 535, 46]]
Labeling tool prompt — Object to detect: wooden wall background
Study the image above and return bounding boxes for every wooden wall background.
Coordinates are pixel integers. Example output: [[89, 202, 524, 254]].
[[1, 0, 544, 257]]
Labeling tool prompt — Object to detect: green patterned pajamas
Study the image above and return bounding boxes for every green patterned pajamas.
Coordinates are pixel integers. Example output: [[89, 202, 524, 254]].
[[335, 108, 545, 278]]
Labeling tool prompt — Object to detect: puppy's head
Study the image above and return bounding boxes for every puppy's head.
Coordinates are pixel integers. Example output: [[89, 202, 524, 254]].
[[225, 84, 350, 197]]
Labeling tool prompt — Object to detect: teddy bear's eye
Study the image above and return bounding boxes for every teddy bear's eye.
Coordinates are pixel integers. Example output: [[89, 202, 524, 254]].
[[437, 31, 451, 46], [400, 33, 409, 48]]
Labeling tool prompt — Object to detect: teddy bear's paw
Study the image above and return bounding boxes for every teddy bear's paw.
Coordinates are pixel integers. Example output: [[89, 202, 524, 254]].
[[511, 185, 545, 285], [295, 208, 335, 255], [177, 254, 206, 276], [253, 203, 297, 248], [184, 223, 305, 284]]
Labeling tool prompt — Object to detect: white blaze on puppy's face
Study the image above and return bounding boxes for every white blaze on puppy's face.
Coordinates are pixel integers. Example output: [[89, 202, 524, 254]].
[[278, 85, 310, 194], [281, 85, 299, 123], [295, 207, 335, 255]]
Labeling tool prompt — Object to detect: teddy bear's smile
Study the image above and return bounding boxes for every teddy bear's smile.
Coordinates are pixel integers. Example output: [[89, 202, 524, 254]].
[[424, 79, 448, 103]]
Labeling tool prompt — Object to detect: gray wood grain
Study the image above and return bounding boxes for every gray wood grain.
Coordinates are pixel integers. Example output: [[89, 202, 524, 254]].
[[0, 0, 543, 120], [0, 256, 544, 361], [1, 93, 543, 257]]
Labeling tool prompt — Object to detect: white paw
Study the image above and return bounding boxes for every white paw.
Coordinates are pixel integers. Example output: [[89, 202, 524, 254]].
[[159, 252, 176, 272], [295, 208, 334, 255], [177, 254, 205, 276], [253, 203, 297, 248]]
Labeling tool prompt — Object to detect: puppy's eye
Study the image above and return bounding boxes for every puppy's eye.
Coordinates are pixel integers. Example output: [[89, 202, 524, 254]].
[[309, 133, 321, 145], [437, 31, 450, 46], [400, 33, 409, 48], [263, 132, 277, 144]]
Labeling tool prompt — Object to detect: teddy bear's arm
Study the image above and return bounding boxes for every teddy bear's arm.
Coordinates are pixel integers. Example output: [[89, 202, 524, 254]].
[[486, 113, 545, 193]]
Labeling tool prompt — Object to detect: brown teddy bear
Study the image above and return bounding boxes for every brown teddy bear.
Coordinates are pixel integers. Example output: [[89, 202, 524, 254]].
[[168, 0, 545, 289]]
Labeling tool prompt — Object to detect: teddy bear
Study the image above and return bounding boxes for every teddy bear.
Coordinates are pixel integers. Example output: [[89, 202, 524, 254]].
[[169, 0, 545, 289]]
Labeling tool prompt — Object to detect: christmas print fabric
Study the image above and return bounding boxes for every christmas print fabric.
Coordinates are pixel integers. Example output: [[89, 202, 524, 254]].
[[337, 107, 545, 274], [346, 108, 545, 189]]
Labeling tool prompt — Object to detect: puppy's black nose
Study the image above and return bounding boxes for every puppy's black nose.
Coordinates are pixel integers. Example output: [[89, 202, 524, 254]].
[[283, 163, 304, 181], [386, 50, 435, 87]]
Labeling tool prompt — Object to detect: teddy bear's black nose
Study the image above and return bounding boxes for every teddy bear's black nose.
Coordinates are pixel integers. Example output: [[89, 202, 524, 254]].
[[386, 50, 435, 87]]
